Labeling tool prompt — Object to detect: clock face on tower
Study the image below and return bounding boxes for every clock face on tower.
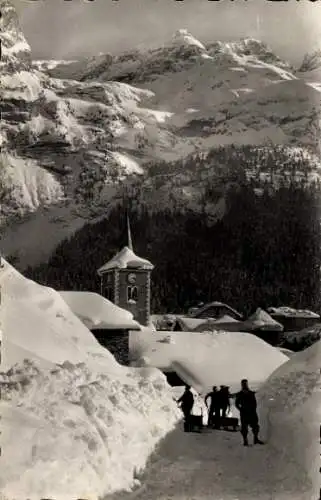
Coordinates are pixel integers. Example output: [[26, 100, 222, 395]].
[[127, 273, 137, 284]]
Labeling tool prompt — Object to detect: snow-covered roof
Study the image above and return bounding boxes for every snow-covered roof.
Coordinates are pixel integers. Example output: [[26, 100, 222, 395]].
[[267, 306, 320, 319], [242, 308, 284, 332], [190, 301, 243, 320], [59, 291, 141, 331], [154, 314, 242, 333], [214, 314, 240, 324], [196, 316, 242, 333], [129, 328, 288, 394], [257, 341, 320, 496], [175, 317, 208, 331], [97, 246, 154, 274], [0, 259, 121, 370]]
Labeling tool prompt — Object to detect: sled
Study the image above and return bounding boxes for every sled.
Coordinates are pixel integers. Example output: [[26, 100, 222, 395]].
[[219, 416, 239, 431], [184, 411, 204, 433]]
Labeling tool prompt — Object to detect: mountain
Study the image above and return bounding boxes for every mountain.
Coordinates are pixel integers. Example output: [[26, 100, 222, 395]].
[[298, 49, 321, 73], [1, 1, 321, 268], [43, 31, 320, 146]]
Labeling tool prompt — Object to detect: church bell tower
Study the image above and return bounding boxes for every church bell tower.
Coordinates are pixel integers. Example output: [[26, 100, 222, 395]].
[[97, 217, 154, 326]]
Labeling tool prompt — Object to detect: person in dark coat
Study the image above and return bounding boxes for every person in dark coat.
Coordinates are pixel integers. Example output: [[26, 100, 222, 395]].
[[235, 379, 264, 446], [205, 386, 220, 428], [220, 386, 231, 419], [177, 385, 194, 432]]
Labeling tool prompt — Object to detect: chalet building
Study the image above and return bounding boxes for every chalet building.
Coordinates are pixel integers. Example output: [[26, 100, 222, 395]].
[[97, 218, 154, 327], [188, 301, 243, 321]]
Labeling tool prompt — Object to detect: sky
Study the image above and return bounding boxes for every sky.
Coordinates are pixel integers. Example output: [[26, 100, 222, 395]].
[[14, 0, 321, 65]]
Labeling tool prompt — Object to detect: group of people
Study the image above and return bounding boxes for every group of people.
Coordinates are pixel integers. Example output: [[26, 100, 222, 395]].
[[177, 379, 264, 446], [205, 385, 231, 428]]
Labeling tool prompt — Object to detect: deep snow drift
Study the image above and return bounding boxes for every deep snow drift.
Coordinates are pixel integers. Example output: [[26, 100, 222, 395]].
[[257, 340, 321, 498], [0, 260, 181, 500], [130, 328, 288, 394]]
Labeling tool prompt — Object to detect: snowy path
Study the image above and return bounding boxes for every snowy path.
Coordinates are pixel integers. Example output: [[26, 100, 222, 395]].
[[105, 421, 311, 500]]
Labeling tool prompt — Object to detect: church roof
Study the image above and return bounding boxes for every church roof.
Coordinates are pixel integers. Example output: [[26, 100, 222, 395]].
[[97, 246, 154, 274]]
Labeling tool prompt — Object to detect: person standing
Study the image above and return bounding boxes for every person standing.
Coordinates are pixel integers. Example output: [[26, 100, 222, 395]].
[[235, 379, 264, 446], [205, 386, 220, 428], [220, 386, 231, 419], [177, 385, 194, 432]]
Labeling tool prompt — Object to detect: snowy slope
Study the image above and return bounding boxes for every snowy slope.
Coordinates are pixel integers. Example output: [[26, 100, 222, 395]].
[[0, 0, 176, 226], [39, 31, 321, 169], [129, 328, 287, 394], [98, 345, 320, 500], [257, 341, 321, 497], [52, 31, 320, 152], [0, 260, 181, 500]]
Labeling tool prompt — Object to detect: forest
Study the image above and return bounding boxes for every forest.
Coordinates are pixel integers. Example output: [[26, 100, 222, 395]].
[[25, 145, 321, 317]]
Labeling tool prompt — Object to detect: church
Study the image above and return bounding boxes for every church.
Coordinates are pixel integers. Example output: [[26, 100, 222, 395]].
[[97, 217, 154, 327]]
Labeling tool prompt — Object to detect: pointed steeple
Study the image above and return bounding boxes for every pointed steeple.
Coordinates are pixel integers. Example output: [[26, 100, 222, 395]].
[[127, 214, 133, 251]]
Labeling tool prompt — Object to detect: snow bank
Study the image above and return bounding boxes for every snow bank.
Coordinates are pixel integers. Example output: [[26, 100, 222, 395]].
[[130, 329, 288, 394], [257, 341, 321, 497], [1, 361, 180, 500], [0, 260, 181, 499]]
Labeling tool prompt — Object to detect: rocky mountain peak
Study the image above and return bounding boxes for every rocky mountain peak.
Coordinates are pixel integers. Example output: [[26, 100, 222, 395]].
[[0, 0, 32, 71], [171, 29, 207, 52], [299, 49, 321, 72]]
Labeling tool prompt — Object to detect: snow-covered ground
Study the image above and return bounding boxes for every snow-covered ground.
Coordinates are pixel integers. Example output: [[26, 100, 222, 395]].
[[105, 341, 320, 500], [1, 259, 318, 499], [0, 260, 181, 500]]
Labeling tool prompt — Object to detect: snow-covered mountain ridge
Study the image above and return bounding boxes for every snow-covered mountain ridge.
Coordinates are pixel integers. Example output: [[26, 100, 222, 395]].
[[41, 30, 293, 83], [1, 1, 320, 267]]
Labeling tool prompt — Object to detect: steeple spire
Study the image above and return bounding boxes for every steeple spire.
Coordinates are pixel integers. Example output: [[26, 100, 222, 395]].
[[127, 214, 133, 251]]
